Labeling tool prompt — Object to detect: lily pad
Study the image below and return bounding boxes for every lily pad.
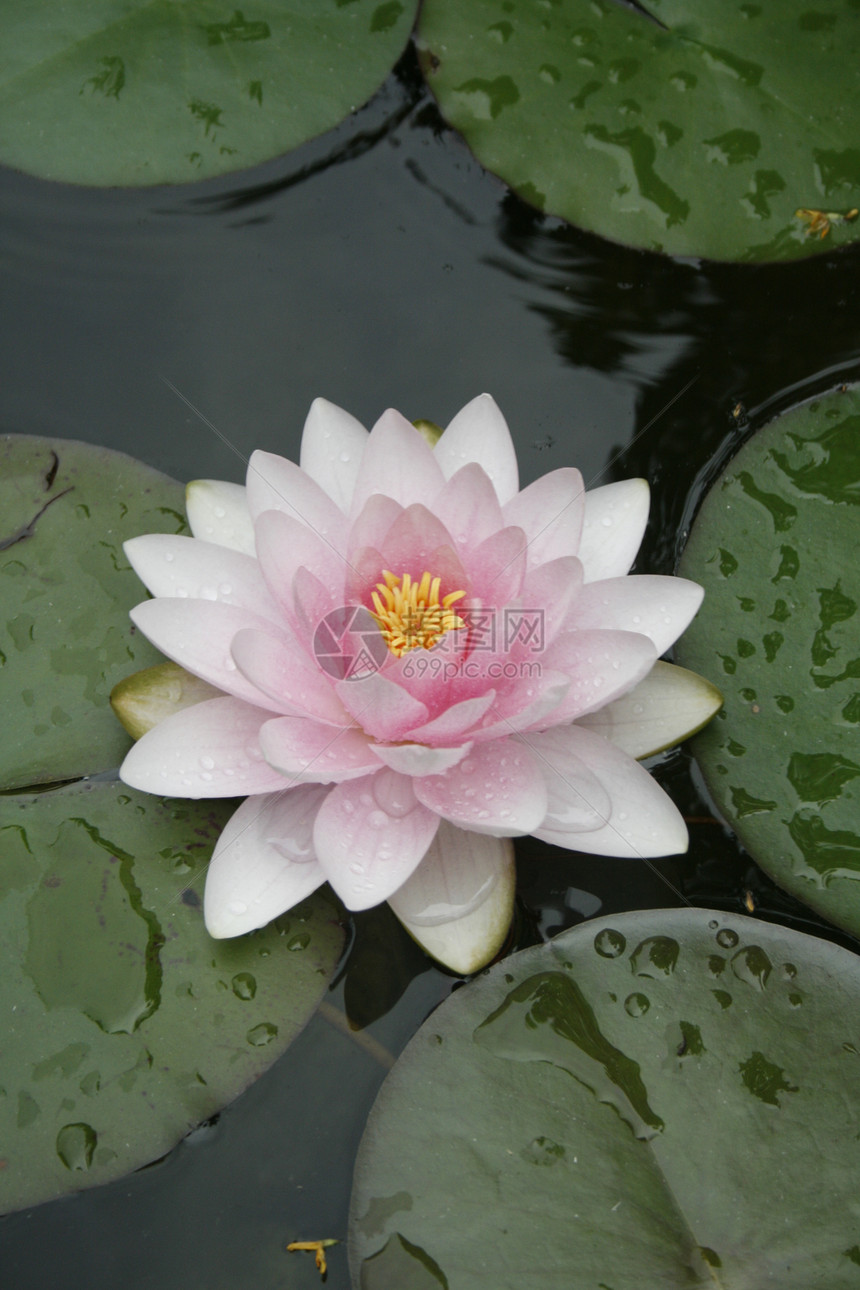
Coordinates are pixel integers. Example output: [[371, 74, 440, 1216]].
[[0, 0, 417, 186], [417, 0, 860, 261], [0, 777, 345, 1215], [0, 435, 189, 792], [349, 909, 860, 1288], [676, 385, 860, 938]]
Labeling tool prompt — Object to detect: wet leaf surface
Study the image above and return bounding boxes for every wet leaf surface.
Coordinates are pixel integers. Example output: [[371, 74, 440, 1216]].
[[417, 0, 860, 261], [0, 778, 345, 1215], [0, 435, 347, 1215], [677, 384, 860, 937], [349, 909, 860, 1288], [0, 0, 418, 185], [0, 436, 192, 792]]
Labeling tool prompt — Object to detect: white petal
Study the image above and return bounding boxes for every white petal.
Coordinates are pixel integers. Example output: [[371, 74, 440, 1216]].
[[574, 575, 704, 655], [185, 479, 255, 555], [204, 788, 328, 938], [407, 691, 498, 744], [231, 627, 349, 725], [514, 727, 612, 833], [246, 449, 349, 552], [388, 824, 515, 973], [579, 479, 650, 582], [527, 724, 689, 858], [576, 661, 723, 759], [371, 742, 473, 776], [299, 397, 369, 512], [129, 598, 286, 710], [313, 773, 440, 910], [254, 508, 347, 606], [349, 410, 446, 516], [259, 716, 379, 783], [336, 672, 429, 743], [502, 467, 585, 567], [124, 534, 277, 619], [435, 394, 519, 504], [414, 738, 548, 837], [118, 696, 287, 797]]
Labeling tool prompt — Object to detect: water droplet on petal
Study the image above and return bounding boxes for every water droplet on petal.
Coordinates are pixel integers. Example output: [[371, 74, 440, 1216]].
[[372, 770, 417, 818]]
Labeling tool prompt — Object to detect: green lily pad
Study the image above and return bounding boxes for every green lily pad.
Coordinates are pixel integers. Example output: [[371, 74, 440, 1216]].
[[0, 777, 345, 1215], [677, 385, 860, 938], [349, 909, 860, 1288], [0, 435, 190, 793], [0, 0, 417, 186], [417, 0, 860, 261]]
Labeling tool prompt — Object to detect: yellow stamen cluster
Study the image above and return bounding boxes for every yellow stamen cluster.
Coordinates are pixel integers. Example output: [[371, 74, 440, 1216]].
[[369, 570, 466, 657]]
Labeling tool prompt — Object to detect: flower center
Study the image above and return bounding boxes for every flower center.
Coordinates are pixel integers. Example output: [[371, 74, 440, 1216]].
[[369, 570, 466, 657]]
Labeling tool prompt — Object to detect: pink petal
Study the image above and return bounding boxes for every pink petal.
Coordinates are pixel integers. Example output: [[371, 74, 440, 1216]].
[[429, 463, 505, 551], [407, 691, 498, 744], [299, 397, 369, 512], [413, 738, 548, 837], [119, 696, 287, 797], [292, 566, 339, 636], [375, 504, 464, 585], [185, 480, 255, 555], [520, 556, 584, 645], [371, 741, 473, 776], [347, 493, 404, 555], [350, 410, 446, 516], [313, 772, 440, 910], [579, 479, 650, 582], [539, 628, 657, 722], [259, 716, 379, 783], [246, 449, 348, 551], [230, 628, 348, 724], [124, 534, 278, 620], [203, 787, 328, 937], [130, 598, 286, 709], [502, 467, 585, 567], [254, 508, 348, 612], [434, 395, 519, 504], [527, 724, 689, 857], [573, 575, 704, 655], [468, 525, 527, 604], [336, 672, 429, 742], [388, 823, 515, 973]]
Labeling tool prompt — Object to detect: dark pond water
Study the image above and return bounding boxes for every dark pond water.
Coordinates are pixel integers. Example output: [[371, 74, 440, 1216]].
[[2, 46, 859, 1290]]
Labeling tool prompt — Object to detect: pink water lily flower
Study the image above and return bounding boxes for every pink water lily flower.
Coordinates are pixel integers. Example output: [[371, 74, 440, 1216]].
[[116, 396, 719, 973]]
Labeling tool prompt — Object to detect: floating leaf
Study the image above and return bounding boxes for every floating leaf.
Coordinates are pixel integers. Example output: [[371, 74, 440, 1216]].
[[0, 0, 418, 185], [0, 436, 188, 792], [0, 436, 346, 1212], [677, 385, 860, 937], [349, 909, 860, 1288], [417, 0, 860, 261], [0, 778, 345, 1215]]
